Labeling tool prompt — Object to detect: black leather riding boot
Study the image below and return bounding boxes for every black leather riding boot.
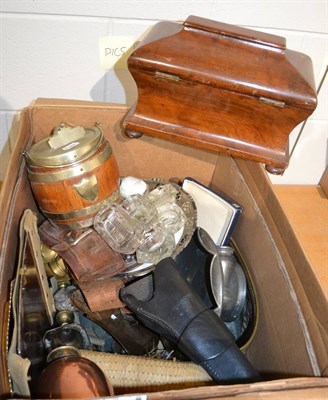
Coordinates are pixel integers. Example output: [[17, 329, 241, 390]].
[[120, 257, 260, 383]]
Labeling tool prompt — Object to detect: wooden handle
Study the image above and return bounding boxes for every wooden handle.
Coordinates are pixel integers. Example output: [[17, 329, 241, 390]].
[[184, 15, 286, 50]]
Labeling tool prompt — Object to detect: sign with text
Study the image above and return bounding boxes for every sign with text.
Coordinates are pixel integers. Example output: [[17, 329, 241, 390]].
[[99, 36, 136, 70]]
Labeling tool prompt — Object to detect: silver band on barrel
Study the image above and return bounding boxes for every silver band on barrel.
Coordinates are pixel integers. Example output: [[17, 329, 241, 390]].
[[27, 144, 112, 183]]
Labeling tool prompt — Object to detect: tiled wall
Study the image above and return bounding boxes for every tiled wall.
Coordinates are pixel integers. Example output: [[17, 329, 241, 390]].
[[1, 1, 327, 184]]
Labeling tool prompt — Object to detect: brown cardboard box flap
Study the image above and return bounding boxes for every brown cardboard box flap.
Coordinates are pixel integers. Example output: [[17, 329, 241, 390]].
[[211, 156, 328, 377], [145, 377, 328, 399]]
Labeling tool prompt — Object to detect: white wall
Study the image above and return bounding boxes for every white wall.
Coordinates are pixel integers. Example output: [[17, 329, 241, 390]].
[[1, 0, 327, 184]]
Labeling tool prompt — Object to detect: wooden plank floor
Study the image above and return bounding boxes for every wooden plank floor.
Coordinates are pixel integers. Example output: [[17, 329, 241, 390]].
[[274, 185, 328, 300]]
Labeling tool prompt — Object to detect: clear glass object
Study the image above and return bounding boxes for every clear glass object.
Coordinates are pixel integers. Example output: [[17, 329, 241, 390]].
[[156, 203, 187, 235], [121, 194, 157, 227], [136, 229, 176, 264], [138, 224, 166, 253], [94, 182, 189, 263], [135, 201, 186, 264], [94, 203, 142, 254], [147, 184, 178, 209]]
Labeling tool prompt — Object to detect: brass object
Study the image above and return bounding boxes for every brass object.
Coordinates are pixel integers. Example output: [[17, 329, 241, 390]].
[[47, 256, 70, 281], [26, 143, 112, 183], [155, 71, 180, 82], [23, 122, 120, 230], [47, 345, 80, 362], [41, 243, 70, 282], [259, 97, 285, 108], [40, 243, 57, 264], [23, 123, 104, 168], [73, 174, 99, 201], [55, 310, 74, 325], [41, 242, 70, 283]]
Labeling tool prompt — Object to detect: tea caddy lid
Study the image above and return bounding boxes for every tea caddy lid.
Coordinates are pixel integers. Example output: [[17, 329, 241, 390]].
[[25, 123, 104, 167]]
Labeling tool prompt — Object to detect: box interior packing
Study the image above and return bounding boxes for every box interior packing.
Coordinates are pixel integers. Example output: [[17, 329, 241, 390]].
[[0, 99, 327, 399]]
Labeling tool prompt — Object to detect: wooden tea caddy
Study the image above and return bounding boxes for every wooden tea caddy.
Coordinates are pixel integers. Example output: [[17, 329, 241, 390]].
[[123, 16, 317, 174]]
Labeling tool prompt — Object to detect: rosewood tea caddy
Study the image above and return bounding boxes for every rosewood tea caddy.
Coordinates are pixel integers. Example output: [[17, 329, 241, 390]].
[[123, 16, 317, 174]]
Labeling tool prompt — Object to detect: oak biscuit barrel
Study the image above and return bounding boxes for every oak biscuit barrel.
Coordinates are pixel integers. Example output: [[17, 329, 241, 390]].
[[23, 123, 120, 230]]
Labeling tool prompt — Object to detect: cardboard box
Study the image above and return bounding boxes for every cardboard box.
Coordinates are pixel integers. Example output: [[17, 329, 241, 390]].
[[273, 181, 328, 300], [0, 99, 327, 399]]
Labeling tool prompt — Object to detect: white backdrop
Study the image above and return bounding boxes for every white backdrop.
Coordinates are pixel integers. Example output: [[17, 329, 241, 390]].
[[1, 0, 327, 184]]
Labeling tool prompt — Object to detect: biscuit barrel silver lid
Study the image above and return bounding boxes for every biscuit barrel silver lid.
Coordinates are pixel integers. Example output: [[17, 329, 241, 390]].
[[24, 123, 104, 167]]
